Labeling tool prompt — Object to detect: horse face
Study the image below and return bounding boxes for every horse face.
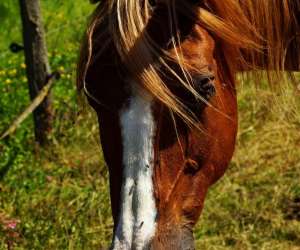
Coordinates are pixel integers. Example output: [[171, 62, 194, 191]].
[[85, 24, 237, 250]]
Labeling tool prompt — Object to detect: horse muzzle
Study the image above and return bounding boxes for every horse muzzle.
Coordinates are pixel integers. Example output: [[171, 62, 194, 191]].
[[110, 226, 195, 250]]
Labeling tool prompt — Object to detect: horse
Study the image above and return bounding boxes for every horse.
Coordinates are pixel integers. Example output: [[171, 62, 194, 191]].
[[77, 0, 300, 249]]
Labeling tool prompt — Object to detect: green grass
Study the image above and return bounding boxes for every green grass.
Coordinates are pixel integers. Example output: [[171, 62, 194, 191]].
[[1, 1, 300, 249]]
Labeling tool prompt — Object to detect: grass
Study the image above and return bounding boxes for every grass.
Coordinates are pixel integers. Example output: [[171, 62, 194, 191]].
[[0, 1, 300, 249]]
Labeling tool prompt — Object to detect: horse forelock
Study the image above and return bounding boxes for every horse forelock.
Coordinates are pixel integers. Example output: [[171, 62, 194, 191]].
[[78, 1, 216, 130]]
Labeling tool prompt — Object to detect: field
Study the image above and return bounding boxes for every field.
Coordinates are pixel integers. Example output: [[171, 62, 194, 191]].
[[0, 1, 300, 249]]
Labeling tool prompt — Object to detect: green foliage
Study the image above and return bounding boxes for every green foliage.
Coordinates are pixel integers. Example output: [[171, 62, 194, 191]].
[[0, 1, 21, 52], [0, 1, 300, 249]]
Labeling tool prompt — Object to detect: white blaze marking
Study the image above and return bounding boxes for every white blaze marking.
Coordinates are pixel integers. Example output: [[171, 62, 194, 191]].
[[111, 89, 157, 250]]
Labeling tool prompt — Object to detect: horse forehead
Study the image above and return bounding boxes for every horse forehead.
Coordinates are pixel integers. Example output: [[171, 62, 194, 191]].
[[169, 26, 216, 65]]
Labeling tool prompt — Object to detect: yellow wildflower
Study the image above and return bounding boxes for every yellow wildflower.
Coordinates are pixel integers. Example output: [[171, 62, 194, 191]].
[[21, 63, 26, 69], [21, 77, 27, 83], [9, 69, 17, 76], [5, 79, 12, 84]]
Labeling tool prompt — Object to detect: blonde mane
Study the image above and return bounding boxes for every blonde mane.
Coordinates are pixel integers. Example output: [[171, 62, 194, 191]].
[[77, 0, 300, 127]]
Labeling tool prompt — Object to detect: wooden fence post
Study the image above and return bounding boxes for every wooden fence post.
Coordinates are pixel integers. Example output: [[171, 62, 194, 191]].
[[19, 0, 53, 146]]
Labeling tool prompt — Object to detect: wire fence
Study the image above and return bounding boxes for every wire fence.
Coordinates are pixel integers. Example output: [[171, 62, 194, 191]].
[[0, 15, 87, 139]]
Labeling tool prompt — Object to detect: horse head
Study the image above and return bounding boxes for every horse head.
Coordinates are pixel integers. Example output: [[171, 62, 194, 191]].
[[78, 1, 238, 249]]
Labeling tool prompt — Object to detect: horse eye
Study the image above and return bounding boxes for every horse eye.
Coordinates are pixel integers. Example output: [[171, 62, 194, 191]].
[[193, 74, 216, 100]]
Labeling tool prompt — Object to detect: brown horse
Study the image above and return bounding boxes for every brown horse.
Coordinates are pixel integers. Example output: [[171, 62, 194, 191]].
[[77, 1, 300, 249]]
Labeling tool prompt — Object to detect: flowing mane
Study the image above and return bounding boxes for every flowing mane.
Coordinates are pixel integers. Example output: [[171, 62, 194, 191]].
[[77, 0, 300, 126]]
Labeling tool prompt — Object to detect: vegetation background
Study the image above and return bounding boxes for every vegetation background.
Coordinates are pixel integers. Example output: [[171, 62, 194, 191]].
[[0, 1, 300, 249]]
